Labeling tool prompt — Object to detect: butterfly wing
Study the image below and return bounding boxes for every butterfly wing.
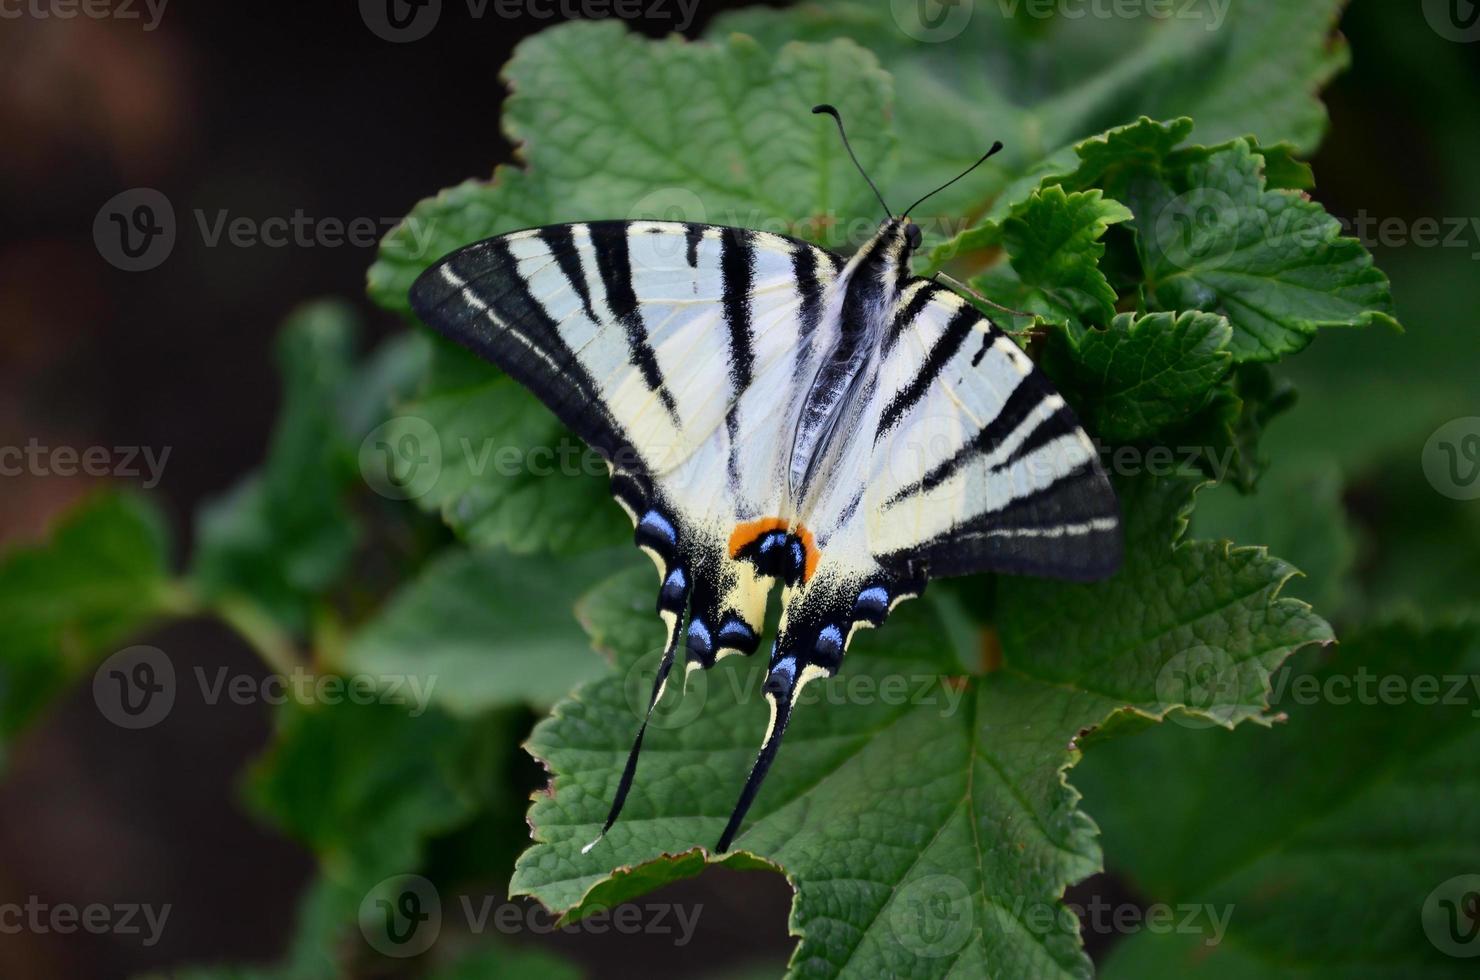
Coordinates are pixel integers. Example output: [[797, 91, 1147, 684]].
[[411, 220, 846, 846], [714, 281, 1121, 852]]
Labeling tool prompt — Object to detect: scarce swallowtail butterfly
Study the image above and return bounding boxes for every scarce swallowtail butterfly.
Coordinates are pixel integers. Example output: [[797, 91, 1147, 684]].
[[410, 106, 1122, 856]]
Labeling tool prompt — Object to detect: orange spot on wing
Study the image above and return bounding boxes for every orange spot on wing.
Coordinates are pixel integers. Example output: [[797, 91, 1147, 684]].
[[728, 517, 788, 557], [727, 517, 823, 584], [794, 524, 821, 583]]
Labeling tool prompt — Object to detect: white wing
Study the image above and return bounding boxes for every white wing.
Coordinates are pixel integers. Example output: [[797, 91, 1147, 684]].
[[412, 220, 846, 661]]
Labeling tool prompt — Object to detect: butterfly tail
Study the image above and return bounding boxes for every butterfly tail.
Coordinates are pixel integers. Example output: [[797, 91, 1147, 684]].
[[715, 657, 808, 854], [582, 571, 690, 855]]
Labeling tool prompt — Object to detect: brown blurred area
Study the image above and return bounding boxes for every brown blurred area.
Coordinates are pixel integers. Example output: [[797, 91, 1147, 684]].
[[0, 5, 795, 978]]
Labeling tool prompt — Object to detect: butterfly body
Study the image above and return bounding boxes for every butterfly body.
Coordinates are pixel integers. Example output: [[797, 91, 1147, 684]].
[[412, 211, 1120, 853]]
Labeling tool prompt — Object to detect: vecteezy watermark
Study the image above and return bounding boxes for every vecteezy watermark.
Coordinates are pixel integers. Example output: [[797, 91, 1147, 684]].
[[891, 0, 1231, 44], [1423, 874, 1480, 957], [0, 896, 171, 948], [93, 646, 438, 728], [1267, 665, 1480, 717], [93, 189, 437, 272], [0, 0, 168, 30], [1022, 895, 1233, 947], [885, 874, 1232, 960], [888, 874, 975, 958], [1425, 0, 1480, 43], [622, 651, 969, 728], [359, 0, 700, 43], [358, 874, 702, 958], [0, 439, 170, 488], [1423, 418, 1480, 501], [1154, 645, 1246, 729]]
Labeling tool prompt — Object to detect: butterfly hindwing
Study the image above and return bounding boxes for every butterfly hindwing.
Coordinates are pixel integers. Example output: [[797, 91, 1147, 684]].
[[863, 283, 1121, 580]]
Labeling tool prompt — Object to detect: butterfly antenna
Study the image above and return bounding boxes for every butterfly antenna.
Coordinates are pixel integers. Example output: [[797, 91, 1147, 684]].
[[582, 590, 690, 855], [903, 141, 1005, 218], [813, 104, 891, 219]]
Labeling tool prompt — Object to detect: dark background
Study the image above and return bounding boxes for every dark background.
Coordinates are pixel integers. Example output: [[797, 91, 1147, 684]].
[[0, 1, 1474, 977]]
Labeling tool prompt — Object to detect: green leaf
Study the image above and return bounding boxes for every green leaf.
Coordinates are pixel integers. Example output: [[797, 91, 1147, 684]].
[[244, 700, 529, 973], [1163, 361, 1298, 491], [1192, 452, 1358, 615], [961, 186, 1132, 330], [0, 492, 182, 752], [190, 302, 362, 632], [1126, 137, 1399, 362], [378, 339, 629, 554], [344, 546, 640, 714], [714, 0, 1350, 221], [1049, 311, 1233, 444], [246, 700, 502, 882], [369, 170, 557, 317], [1078, 620, 1480, 977], [503, 22, 894, 250], [367, 21, 896, 312], [509, 476, 1331, 977]]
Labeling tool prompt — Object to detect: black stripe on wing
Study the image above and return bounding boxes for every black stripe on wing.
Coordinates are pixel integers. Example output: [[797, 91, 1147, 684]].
[[410, 236, 634, 466], [875, 303, 978, 438], [589, 223, 683, 426], [896, 459, 1122, 582]]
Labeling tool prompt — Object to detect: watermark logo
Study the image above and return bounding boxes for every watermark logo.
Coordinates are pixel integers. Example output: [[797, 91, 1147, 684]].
[[358, 875, 702, 956], [360, 874, 441, 958], [1424, 0, 1480, 42], [93, 646, 176, 730], [360, 0, 442, 41], [0, 0, 169, 30], [1151, 187, 1239, 274], [360, 0, 700, 41], [0, 440, 171, 488], [0, 896, 171, 947], [1155, 644, 1241, 729], [94, 189, 175, 272], [1423, 418, 1480, 501], [94, 648, 438, 728], [1423, 874, 1480, 957], [360, 416, 443, 500], [892, 0, 974, 42], [624, 649, 708, 729], [888, 873, 974, 958], [627, 187, 709, 263], [95, 190, 437, 271]]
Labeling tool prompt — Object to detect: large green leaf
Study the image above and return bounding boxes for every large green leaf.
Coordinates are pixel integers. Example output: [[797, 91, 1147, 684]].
[[344, 546, 640, 714], [1077, 620, 1480, 977], [368, 20, 896, 312], [1120, 137, 1398, 361], [957, 117, 1398, 363], [1047, 311, 1233, 444], [962, 186, 1133, 331], [0, 492, 183, 756], [374, 339, 630, 555], [713, 0, 1351, 222], [509, 476, 1331, 977]]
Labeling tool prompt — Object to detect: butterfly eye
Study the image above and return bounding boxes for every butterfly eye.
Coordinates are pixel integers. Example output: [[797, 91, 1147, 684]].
[[904, 222, 923, 250]]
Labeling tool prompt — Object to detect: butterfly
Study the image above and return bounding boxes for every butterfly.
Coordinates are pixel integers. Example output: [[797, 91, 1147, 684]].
[[410, 106, 1122, 856]]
